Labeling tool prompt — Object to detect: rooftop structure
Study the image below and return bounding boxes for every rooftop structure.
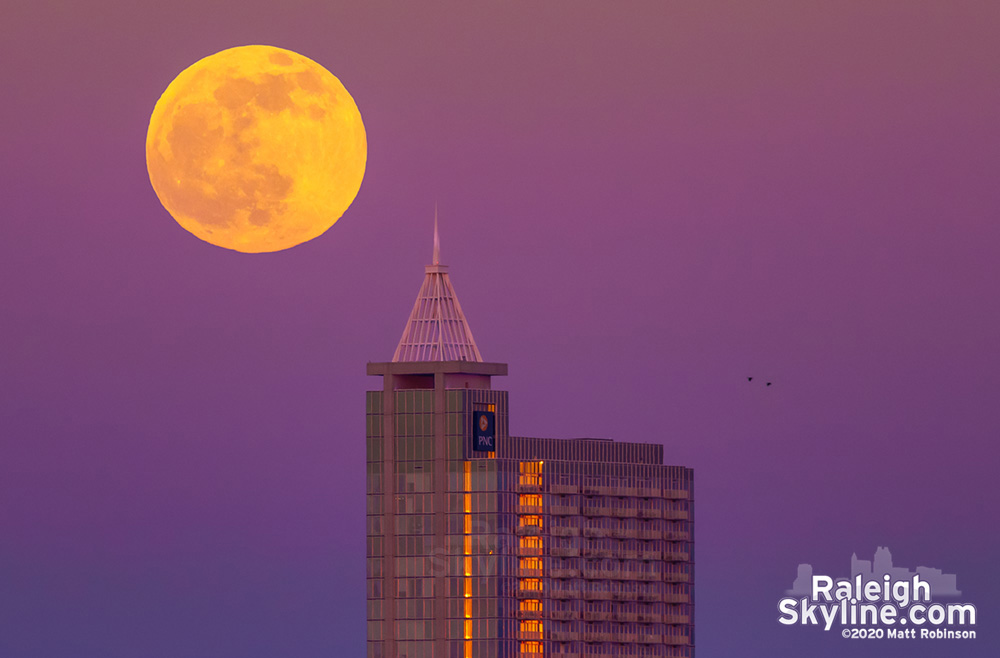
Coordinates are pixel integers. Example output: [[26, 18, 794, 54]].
[[391, 213, 483, 363]]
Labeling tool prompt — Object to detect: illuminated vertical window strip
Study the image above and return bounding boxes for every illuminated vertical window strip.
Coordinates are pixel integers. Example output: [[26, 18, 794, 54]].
[[487, 404, 497, 457], [518, 460, 542, 488], [519, 494, 543, 509], [463, 461, 473, 657], [517, 461, 544, 656]]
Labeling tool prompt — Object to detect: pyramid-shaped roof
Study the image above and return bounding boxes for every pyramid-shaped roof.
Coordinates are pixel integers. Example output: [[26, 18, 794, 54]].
[[392, 215, 483, 363]]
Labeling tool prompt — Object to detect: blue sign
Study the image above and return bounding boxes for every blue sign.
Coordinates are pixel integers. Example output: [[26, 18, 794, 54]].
[[473, 411, 495, 452]]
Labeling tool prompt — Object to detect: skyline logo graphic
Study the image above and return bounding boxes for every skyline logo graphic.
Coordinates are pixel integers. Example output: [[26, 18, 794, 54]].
[[778, 547, 977, 641]]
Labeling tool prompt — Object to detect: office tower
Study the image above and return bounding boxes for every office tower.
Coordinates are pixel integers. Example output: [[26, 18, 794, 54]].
[[366, 226, 694, 658]]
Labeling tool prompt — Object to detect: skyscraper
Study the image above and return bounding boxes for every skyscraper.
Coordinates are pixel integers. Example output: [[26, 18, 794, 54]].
[[366, 225, 694, 658]]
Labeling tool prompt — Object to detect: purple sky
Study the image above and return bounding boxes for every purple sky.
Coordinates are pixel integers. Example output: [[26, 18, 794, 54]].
[[2, 2, 998, 656]]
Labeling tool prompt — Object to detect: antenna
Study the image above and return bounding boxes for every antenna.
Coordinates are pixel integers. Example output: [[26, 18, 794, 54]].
[[432, 203, 440, 265]]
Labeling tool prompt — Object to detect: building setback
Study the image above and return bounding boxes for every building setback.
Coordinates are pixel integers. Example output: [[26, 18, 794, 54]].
[[366, 226, 694, 658]]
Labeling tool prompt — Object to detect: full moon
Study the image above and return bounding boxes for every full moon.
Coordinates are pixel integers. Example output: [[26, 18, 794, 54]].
[[146, 45, 366, 253]]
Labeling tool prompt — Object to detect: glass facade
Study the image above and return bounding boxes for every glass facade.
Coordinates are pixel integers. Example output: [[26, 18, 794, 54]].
[[367, 380, 513, 658], [367, 367, 694, 658]]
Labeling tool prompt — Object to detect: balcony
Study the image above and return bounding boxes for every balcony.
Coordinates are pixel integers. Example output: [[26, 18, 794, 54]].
[[639, 634, 662, 643], [611, 529, 636, 539], [638, 509, 662, 519], [551, 589, 580, 599], [551, 527, 579, 537], [583, 590, 613, 600], [637, 529, 661, 540], [517, 504, 544, 515], [518, 568, 544, 578], [516, 590, 543, 599], [518, 546, 543, 556], [582, 548, 617, 559], [583, 611, 612, 621], [550, 505, 580, 516], [663, 551, 690, 562], [551, 547, 580, 557], [580, 568, 661, 582], [612, 508, 637, 518], [516, 608, 544, 620], [663, 489, 690, 499], [550, 610, 581, 621], [516, 526, 542, 536], [662, 531, 690, 541], [583, 527, 608, 538], [637, 487, 660, 497], [663, 510, 689, 520], [663, 572, 691, 583], [664, 636, 691, 645], [662, 593, 691, 603], [581, 507, 614, 517], [619, 549, 662, 561], [549, 631, 578, 642], [517, 482, 543, 493], [638, 592, 662, 602], [612, 611, 638, 622], [550, 484, 579, 495], [587, 485, 644, 497], [519, 630, 543, 640], [550, 568, 581, 579], [664, 614, 691, 624]]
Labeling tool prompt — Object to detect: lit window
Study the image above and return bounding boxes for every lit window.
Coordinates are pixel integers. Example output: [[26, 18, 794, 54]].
[[520, 578, 542, 592]]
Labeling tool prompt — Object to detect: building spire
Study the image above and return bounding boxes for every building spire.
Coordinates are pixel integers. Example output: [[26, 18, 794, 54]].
[[391, 211, 484, 363], [433, 203, 440, 265]]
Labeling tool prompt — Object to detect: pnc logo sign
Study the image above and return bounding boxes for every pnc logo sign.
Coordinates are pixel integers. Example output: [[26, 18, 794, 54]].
[[473, 411, 495, 452]]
